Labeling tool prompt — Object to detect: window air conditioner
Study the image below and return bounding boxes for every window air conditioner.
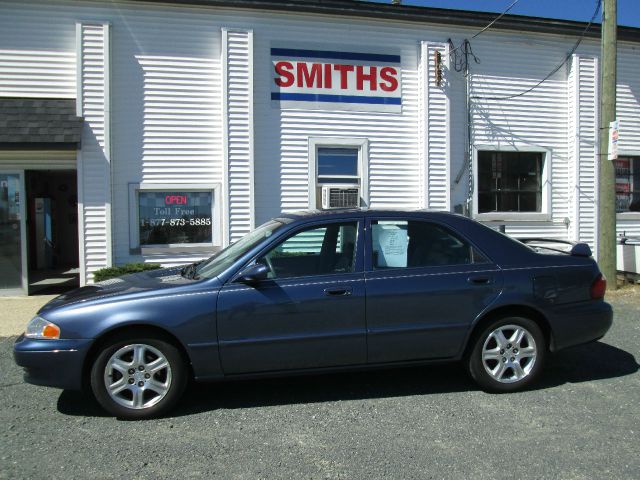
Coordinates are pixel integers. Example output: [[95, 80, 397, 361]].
[[321, 185, 360, 209]]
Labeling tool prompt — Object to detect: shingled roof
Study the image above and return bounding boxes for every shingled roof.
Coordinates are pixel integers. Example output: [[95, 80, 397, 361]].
[[0, 98, 83, 146]]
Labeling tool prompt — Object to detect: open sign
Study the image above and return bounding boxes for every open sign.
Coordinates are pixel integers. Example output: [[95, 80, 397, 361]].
[[165, 195, 188, 205]]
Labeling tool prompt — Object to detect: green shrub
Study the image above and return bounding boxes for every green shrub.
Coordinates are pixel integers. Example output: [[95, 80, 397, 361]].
[[93, 263, 162, 282]]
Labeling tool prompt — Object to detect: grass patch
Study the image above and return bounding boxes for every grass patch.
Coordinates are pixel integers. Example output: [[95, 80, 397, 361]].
[[94, 263, 162, 282]]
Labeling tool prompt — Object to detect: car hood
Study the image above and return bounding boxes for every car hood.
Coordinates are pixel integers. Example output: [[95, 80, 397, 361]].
[[39, 266, 199, 313]]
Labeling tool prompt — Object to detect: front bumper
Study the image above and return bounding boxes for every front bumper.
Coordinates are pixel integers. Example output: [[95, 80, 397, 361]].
[[549, 300, 613, 351], [13, 335, 93, 390]]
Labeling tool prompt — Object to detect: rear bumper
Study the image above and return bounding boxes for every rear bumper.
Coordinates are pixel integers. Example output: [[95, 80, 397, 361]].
[[13, 335, 93, 390], [549, 301, 613, 351]]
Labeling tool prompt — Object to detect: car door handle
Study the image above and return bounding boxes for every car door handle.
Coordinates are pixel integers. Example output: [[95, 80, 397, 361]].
[[467, 275, 493, 285], [324, 287, 352, 296]]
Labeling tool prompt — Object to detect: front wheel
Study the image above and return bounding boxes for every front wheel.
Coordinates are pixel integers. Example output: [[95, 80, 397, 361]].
[[467, 317, 545, 393], [90, 335, 188, 419]]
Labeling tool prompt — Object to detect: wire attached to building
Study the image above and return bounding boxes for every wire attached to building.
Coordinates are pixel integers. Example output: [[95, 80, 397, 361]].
[[471, 0, 602, 101], [448, 39, 480, 75]]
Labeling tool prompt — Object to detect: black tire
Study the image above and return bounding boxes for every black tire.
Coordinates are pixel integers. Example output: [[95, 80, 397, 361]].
[[90, 334, 188, 419], [467, 316, 546, 393]]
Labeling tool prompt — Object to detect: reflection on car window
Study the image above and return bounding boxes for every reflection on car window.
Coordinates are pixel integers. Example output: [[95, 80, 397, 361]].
[[196, 219, 288, 279], [259, 222, 358, 279], [371, 220, 488, 269]]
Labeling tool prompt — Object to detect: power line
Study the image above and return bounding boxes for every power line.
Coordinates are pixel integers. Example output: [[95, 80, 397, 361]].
[[472, 0, 521, 39], [449, 0, 522, 74], [471, 0, 602, 101]]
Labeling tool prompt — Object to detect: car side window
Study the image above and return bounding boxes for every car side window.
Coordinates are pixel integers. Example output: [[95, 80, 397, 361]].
[[371, 220, 489, 269], [258, 221, 358, 279]]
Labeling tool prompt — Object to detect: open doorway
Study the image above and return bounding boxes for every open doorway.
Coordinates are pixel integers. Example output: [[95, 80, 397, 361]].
[[25, 170, 79, 295]]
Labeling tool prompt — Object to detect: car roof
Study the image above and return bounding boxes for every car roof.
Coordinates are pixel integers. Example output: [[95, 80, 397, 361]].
[[277, 208, 462, 221], [274, 208, 576, 268]]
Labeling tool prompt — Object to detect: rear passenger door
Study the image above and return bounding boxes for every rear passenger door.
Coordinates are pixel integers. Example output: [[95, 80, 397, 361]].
[[365, 218, 502, 363]]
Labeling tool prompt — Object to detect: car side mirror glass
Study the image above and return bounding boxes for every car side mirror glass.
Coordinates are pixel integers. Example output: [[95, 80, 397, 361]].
[[235, 263, 269, 284]]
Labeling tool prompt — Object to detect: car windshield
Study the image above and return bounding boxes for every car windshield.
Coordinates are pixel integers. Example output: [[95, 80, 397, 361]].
[[195, 219, 289, 279]]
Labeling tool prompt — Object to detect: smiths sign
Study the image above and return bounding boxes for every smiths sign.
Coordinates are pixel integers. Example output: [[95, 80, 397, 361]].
[[271, 48, 402, 113]]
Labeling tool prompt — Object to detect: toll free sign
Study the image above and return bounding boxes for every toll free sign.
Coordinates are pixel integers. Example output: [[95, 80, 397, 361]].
[[271, 48, 402, 113], [138, 191, 213, 245]]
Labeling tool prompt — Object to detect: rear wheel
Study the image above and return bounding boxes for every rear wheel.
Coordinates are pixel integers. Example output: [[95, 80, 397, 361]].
[[90, 335, 187, 419], [467, 317, 545, 393]]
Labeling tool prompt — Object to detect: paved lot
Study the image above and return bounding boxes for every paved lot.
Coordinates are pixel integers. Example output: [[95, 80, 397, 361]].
[[0, 295, 57, 337], [1, 289, 639, 479]]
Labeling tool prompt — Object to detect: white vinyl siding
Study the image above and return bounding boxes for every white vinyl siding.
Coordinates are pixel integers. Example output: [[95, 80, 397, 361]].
[[253, 22, 425, 222], [223, 29, 255, 244], [0, 2, 75, 98], [567, 55, 599, 250], [2, 0, 639, 275], [106, 5, 224, 266], [422, 42, 450, 211], [616, 42, 640, 238], [468, 33, 572, 239], [77, 22, 112, 284]]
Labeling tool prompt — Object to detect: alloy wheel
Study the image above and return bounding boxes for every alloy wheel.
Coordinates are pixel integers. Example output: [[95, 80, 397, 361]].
[[481, 324, 537, 384], [103, 343, 173, 410]]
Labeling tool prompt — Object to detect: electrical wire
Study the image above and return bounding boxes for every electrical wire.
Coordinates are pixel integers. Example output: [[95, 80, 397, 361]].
[[471, 0, 602, 101], [472, 0, 521, 39], [449, 0, 522, 58], [448, 38, 480, 74]]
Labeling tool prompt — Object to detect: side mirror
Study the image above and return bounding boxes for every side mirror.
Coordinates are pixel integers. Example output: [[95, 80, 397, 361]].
[[235, 263, 269, 284]]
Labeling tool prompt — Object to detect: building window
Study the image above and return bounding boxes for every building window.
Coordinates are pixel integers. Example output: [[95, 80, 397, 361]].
[[308, 138, 369, 209], [138, 191, 213, 246], [615, 156, 640, 213], [129, 184, 221, 251], [317, 148, 359, 185], [477, 151, 544, 213]]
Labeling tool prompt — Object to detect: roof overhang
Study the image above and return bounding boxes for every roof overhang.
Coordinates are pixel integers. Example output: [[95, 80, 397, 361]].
[[0, 98, 82, 148], [130, 0, 640, 43]]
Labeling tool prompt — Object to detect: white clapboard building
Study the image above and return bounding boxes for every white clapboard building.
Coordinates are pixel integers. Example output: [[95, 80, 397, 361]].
[[0, 0, 639, 293]]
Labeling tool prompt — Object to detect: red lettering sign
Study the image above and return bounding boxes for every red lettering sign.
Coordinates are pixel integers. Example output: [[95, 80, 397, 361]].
[[356, 65, 377, 91], [274, 61, 295, 87], [165, 195, 187, 205], [297, 63, 322, 88], [274, 61, 399, 93], [333, 64, 354, 89], [380, 66, 399, 92]]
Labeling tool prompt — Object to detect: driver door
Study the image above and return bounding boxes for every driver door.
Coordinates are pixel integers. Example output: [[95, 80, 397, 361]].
[[217, 219, 366, 374]]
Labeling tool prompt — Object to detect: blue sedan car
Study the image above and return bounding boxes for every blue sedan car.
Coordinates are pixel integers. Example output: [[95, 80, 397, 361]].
[[14, 210, 612, 419]]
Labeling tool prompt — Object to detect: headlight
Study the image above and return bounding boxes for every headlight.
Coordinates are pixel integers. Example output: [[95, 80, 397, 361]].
[[25, 316, 60, 339]]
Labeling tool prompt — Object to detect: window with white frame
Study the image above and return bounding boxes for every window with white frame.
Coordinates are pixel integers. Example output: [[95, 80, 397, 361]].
[[138, 191, 213, 246], [615, 156, 640, 213], [477, 150, 547, 215], [308, 138, 369, 209], [317, 148, 359, 185], [129, 184, 221, 251]]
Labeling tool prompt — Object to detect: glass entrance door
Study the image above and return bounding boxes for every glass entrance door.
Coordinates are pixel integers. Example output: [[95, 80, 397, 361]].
[[0, 174, 23, 289]]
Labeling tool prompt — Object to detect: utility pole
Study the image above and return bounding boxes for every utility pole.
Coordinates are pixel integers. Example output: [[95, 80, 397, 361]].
[[598, 0, 617, 289]]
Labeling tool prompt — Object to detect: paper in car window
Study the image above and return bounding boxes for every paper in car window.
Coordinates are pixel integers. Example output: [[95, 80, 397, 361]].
[[373, 222, 408, 268]]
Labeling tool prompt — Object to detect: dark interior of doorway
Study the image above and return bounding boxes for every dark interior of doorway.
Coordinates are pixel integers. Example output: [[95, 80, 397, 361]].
[[25, 170, 79, 295]]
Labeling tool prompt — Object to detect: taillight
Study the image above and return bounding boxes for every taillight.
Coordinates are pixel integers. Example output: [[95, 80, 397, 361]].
[[590, 274, 607, 299]]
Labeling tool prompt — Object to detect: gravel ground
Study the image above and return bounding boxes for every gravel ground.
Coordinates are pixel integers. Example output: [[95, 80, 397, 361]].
[[1, 289, 638, 479]]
